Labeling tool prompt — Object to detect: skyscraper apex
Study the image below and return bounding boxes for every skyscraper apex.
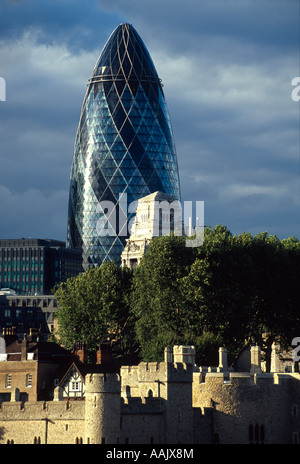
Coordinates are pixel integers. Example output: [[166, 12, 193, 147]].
[[67, 24, 181, 269]]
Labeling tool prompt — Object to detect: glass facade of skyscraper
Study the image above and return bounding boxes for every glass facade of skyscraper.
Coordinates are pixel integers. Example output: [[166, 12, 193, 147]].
[[67, 23, 181, 268], [0, 239, 82, 295]]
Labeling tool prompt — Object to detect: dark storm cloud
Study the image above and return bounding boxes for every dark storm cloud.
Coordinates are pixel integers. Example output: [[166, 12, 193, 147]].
[[100, 0, 299, 54], [0, 0, 123, 52], [0, 0, 299, 241]]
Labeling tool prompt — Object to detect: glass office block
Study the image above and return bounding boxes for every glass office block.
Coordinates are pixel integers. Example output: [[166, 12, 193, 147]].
[[67, 23, 181, 268]]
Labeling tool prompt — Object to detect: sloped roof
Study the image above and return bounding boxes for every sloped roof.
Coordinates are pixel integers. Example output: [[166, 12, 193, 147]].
[[5, 340, 71, 362]]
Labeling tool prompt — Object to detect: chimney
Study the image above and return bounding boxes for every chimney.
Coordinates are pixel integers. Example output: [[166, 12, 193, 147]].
[[96, 342, 112, 365], [28, 328, 40, 342], [250, 344, 262, 375], [72, 342, 87, 364], [2, 327, 17, 346], [21, 334, 27, 362]]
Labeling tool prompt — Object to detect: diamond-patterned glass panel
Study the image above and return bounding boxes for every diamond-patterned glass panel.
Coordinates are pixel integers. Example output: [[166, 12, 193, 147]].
[[67, 23, 181, 269]]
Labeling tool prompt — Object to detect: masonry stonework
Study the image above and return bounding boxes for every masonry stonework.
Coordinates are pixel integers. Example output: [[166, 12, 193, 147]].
[[1, 345, 300, 444]]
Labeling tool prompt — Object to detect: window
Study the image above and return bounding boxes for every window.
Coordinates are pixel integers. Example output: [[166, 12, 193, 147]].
[[6, 374, 11, 388], [71, 381, 80, 391], [292, 404, 299, 417], [249, 423, 265, 444], [26, 374, 32, 387]]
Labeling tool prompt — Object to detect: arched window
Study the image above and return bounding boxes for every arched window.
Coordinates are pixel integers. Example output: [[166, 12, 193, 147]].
[[249, 424, 253, 442], [249, 423, 265, 444], [260, 425, 265, 443], [147, 389, 153, 398], [254, 424, 259, 442]]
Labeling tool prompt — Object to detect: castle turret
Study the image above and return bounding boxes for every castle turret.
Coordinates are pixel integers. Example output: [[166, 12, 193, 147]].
[[85, 373, 121, 444], [173, 345, 196, 366]]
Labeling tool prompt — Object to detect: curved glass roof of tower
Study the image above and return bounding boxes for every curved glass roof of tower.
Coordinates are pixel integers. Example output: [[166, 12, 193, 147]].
[[67, 23, 181, 269]]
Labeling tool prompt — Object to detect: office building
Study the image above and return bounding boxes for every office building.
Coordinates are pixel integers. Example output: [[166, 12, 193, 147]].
[[0, 238, 82, 295], [67, 23, 181, 269]]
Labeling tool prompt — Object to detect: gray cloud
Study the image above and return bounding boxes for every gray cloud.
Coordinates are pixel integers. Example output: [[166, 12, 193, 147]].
[[0, 0, 299, 241]]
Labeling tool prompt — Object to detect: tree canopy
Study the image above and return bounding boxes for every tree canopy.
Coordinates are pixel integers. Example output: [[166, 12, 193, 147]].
[[54, 261, 136, 359], [54, 225, 300, 369], [183, 226, 300, 367], [131, 225, 300, 366], [130, 234, 197, 361]]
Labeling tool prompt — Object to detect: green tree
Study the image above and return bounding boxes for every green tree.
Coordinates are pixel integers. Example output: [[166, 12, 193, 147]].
[[281, 236, 300, 333], [54, 261, 135, 358], [183, 225, 252, 359], [130, 234, 197, 361], [183, 226, 300, 369]]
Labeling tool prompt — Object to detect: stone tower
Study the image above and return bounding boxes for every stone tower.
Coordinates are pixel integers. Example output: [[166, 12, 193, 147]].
[[121, 191, 182, 268], [85, 373, 121, 444]]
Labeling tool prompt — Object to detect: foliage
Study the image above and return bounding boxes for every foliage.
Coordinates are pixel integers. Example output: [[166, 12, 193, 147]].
[[183, 226, 300, 367], [54, 261, 136, 357], [130, 234, 197, 361], [53, 226, 300, 370], [193, 332, 224, 366]]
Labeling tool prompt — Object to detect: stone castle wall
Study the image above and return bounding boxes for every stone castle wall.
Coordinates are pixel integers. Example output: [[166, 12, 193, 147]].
[[1, 346, 300, 444], [0, 400, 85, 444], [192, 371, 300, 444]]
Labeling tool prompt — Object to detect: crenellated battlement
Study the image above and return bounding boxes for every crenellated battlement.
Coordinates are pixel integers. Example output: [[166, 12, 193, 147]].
[[1, 345, 300, 444], [194, 370, 300, 388], [85, 372, 121, 393], [121, 396, 163, 414], [0, 399, 85, 420], [135, 361, 193, 382]]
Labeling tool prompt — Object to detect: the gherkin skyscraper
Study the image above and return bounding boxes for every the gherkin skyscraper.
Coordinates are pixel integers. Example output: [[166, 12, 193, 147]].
[[67, 23, 181, 269]]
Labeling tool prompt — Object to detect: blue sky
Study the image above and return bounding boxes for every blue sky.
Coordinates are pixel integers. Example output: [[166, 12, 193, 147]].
[[0, 0, 299, 241]]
